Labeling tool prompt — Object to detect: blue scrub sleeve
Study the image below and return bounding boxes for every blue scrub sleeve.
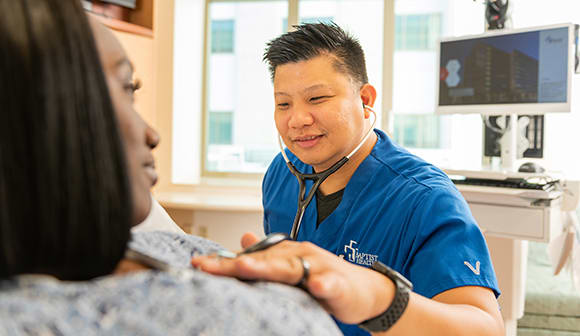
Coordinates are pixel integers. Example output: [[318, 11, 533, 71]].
[[263, 212, 272, 235], [406, 187, 500, 299], [262, 166, 273, 235]]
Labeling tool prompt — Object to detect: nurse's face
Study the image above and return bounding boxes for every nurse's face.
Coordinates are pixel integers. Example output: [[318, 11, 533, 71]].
[[91, 19, 159, 224], [273, 54, 371, 172]]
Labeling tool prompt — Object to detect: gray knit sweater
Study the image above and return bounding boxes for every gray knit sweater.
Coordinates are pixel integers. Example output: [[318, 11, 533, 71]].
[[0, 231, 341, 335]]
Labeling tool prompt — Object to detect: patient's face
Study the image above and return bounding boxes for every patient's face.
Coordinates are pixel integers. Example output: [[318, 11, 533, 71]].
[[91, 18, 159, 224]]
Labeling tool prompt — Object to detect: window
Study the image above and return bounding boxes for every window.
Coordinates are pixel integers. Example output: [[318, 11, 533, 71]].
[[395, 14, 441, 51], [203, 0, 383, 176], [393, 114, 440, 149], [211, 19, 235, 53], [392, 11, 446, 151], [392, 12, 443, 149], [205, 1, 285, 175], [392, 1, 485, 168]]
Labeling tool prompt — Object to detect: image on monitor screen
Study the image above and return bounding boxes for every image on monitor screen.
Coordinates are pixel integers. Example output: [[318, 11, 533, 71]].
[[439, 27, 569, 106]]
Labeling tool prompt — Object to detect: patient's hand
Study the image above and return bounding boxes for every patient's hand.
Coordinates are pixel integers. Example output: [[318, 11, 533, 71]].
[[191, 233, 394, 325]]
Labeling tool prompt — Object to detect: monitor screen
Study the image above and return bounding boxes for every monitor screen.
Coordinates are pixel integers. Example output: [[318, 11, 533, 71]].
[[101, 0, 137, 9], [437, 24, 575, 114]]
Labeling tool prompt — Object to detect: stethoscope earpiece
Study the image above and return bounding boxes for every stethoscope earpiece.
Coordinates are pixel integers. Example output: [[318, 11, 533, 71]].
[[363, 104, 374, 118], [363, 104, 374, 111]]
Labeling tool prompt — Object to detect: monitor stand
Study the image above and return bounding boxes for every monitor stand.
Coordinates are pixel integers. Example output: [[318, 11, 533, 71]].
[[480, 113, 534, 175], [499, 113, 519, 171]]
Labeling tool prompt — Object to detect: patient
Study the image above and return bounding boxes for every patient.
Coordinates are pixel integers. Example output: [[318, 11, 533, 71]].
[[0, 0, 340, 334]]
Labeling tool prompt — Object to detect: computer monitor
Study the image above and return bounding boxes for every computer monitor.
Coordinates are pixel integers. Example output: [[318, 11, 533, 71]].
[[436, 23, 577, 115]]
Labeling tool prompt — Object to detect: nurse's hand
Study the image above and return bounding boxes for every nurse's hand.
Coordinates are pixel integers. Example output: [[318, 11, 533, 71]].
[[191, 232, 395, 324]]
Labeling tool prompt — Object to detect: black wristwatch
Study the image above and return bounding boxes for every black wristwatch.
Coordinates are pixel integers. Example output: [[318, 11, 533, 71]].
[[359, 261, 413, 333]]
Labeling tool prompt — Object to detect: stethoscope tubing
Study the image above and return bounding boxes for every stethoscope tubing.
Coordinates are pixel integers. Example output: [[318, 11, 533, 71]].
[[278, 106, 377, 240]]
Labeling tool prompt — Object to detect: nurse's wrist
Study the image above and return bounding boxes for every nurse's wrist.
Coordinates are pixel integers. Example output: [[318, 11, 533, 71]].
[[359, 262, 413, 333], [366, 268, 396, 321]]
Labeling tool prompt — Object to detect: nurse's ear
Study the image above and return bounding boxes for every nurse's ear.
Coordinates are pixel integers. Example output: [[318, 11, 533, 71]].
[[359, 83, 377, 119]]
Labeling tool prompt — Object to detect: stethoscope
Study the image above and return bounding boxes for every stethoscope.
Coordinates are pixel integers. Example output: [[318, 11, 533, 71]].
[[278, 104, 377, 240]]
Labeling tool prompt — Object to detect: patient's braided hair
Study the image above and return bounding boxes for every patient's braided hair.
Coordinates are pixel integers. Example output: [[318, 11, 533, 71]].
[[263, 22, 368, 87]]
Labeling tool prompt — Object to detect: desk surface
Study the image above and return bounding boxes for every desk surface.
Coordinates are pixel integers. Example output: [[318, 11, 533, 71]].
[[155, 184, 560, 212], [455, 184, 562, 207], [444, 167, 561, 180], [155, 190, 262, 212]]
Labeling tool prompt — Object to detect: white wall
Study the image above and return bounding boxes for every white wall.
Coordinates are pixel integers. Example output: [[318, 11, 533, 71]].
[[167, 208, 264, 251], [172, 0, 204, 184]]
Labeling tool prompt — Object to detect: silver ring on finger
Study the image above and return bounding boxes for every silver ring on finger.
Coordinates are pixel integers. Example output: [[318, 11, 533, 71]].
[[297, 256, 310, 290]]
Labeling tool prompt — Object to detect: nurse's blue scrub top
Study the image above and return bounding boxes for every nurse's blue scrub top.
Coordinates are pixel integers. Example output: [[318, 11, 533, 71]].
[[262, 129, 500, 336]]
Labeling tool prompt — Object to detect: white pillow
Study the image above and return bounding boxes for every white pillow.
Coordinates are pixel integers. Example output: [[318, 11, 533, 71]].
[[132, 195, 184, 234]]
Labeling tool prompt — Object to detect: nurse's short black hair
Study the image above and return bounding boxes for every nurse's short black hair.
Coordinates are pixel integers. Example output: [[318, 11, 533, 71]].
[[0, 0, 132, 280], [263, 22, 369, 87]]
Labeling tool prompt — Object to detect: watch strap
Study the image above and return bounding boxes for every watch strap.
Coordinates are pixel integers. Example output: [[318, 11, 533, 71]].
[[358, 262, 412, 333]]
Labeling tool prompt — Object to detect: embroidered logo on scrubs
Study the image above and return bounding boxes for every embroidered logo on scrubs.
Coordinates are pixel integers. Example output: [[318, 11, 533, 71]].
[[340, 240, 378, 266], [464, 261, 481, 275]]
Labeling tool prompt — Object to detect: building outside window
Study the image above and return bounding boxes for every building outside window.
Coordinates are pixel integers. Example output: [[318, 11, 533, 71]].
[[211, 19, 235, 53], [395, 14, 441, 51], [208, 111, 234, 144], [393, 114, 440, 149]]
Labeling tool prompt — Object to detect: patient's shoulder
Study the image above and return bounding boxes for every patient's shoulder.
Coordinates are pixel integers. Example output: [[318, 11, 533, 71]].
[[129, 231, 224, 268]]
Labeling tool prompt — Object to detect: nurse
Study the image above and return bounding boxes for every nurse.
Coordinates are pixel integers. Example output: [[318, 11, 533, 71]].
[[193, 23, 504, 336]]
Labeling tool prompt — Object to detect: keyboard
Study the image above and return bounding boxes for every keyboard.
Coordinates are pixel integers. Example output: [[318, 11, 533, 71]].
[[451, 177, 558, 191]]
